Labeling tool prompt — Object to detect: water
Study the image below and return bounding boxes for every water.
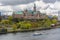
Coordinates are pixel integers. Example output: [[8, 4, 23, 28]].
[[0, 28, 60, 40]]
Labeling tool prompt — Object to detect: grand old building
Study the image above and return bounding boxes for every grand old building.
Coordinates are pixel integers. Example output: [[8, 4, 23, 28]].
[[13, 4, 46, 19]]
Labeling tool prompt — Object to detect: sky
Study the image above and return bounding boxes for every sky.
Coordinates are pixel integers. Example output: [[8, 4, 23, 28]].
[[0, 0, 60, 16]]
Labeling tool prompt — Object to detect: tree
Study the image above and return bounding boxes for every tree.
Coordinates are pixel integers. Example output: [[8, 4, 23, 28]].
[[20, 22, 32, 29], [12, 24, 17, 31], [52, 19, 57, 24], [17, 22, 21, 29], [31, 22, 38, 28], [53, 16, 57, 19], [8, 16, 13, 21], [43, 18, 52, 28], [1, 20, 9, 24]]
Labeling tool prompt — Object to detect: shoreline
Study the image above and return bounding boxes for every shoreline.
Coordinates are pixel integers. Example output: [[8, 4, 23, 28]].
[[7, 27, 55, 33], [0, 26, 59, 34]]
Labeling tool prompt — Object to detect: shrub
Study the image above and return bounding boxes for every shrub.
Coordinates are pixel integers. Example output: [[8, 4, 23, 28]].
[[12, 24, 17, 31], [20, 22, 32, 29]]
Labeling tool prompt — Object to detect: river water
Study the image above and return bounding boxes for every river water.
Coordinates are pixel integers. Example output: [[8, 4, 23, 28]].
[[0, 28, 60, 40]]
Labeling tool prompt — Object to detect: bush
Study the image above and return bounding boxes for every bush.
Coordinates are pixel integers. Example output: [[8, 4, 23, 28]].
[[1, 20, 12, 25], [17, 22, 22, 29], [20, 22, 32, 29], [12, 24, 17, 31], [42, 18, 52, 28], [8, 16, 13, 21], [51, 19, 57, 24]]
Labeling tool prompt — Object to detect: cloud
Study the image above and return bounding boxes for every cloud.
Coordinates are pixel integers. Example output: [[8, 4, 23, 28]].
[[57, 0, 60, 1], [0, 0, 59, 5], [13, 0, 48, 11], [0, 3, 3, 5], [0, 0, 59, 6], [0, 5, 13, 15], [43, 0, 56, 3], [34, 0, 48, 9], [0, 5, 13, 11], [13, 4, 27, 11], [0, 0, 35, 5], [54, 1, 60, 10], [45, 8, 58, 16], [0, 0, 59, 16]]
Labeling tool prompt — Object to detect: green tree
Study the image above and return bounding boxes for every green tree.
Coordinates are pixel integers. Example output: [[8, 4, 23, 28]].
[[31, 22, 38, 28], [12, 24, 17, 31], [8, 16, 13, 21], [17, 22, 22, 29], [52, 19, 57, 24], [20, 22, 32, 29], [53, 16, 57, 19], [1, 20, 11, 24], [43, 18, 52, 28]]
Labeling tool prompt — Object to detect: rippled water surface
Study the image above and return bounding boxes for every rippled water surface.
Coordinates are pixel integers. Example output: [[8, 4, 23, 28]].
[[0, 28, 60, 40]]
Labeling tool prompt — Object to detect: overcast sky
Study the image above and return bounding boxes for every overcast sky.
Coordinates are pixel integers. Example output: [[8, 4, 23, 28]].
[[0, 0, 60, 16], [0, 0, 59, 5]]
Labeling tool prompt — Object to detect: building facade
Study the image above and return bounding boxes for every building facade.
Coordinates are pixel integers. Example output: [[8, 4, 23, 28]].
[[13, 4, 46, 19]]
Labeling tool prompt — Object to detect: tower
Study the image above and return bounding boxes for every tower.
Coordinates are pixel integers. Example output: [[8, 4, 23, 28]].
[[23, 9, 28, 16], [33, 3, 36, 12], [12, 11, 16, 18]]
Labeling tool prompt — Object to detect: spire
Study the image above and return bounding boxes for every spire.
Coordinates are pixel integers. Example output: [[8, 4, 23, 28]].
[[34, 3, 36, 12]]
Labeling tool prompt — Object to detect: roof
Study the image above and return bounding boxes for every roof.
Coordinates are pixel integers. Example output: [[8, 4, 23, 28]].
[[33, 11, 37, 14], [28, 10, 39, 14], [15, 11, 23, 14], [28, 10, 33, 14], [15, 10, 41, 14]]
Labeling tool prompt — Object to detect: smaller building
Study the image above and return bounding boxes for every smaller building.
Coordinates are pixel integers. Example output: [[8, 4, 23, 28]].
[[2, 15, 10, 20]]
